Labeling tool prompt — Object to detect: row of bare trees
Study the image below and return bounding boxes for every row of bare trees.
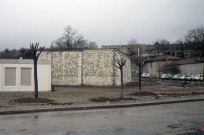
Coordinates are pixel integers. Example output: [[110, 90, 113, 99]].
[[0, 25, 98, 59], [153, 27, 204, 58]]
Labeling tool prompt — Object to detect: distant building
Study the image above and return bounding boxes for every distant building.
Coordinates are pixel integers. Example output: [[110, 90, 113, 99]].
[[0, 58, 51, 92], [145, 55, 204, 77], [101, 44, 155, 57], [145, 55, 181, 77], [169, 58, 204, 75], [102, 44, 156, 74]]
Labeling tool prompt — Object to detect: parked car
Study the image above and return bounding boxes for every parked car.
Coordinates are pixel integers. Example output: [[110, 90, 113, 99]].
[[173, 74, 182, 80], [193, 74, 203, 81], [167, 74, 174, 80], [180, 75, 186, 80], [178, 74, 192, 80], [161, 74, 174, 80], [185, 74, 193, 80], [161, 74, 169, 79], [142, 73, 150, 78]]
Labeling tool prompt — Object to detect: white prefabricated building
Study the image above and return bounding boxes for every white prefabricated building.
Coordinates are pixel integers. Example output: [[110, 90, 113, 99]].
[[0, 58, 51, 92]]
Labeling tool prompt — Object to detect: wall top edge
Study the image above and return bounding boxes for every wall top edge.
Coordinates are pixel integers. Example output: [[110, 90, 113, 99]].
[[0, 59, 51, 65], [42, 48, 115, 53]]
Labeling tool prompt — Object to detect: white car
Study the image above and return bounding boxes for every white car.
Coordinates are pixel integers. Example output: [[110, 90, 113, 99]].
[[180, 75, 186, 80], [178, 74, 192, 80], [193, 74, 203, 81], [161, 74, 169, 79], [186, 74, 193, 80], [142, 73, 150, 78], [173, 74, 182, 80]]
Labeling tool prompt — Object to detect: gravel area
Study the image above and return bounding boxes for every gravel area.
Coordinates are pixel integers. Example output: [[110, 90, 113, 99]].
[[0, 83, 204, 112]]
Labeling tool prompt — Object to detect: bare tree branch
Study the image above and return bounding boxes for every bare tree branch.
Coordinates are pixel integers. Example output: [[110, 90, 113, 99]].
[[37, 46, 45, 59]]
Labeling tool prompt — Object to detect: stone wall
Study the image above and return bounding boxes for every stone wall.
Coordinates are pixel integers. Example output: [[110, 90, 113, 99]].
[[39, 49, 132, 86], [82, 50, 114, 86]]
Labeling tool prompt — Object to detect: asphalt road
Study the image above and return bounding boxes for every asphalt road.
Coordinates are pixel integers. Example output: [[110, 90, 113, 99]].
[[0, 101, 204, 135]]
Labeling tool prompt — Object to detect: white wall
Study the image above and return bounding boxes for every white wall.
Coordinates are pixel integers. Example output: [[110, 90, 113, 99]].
[[38, 65, 51, 91], [179, 63, 204, 74], [0, 63, 51, 92], [0, 65, 2, 91]]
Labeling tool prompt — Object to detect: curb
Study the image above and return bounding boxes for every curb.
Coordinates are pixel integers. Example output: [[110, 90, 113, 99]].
[[0, 98, 204, 115]]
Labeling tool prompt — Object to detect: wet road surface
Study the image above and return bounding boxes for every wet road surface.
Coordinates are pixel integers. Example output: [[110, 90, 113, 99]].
[[0, 101, 204, 135]]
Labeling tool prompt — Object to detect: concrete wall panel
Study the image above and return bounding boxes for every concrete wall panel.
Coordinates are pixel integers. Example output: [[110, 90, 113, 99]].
[[0, 65, 2, 91], [38, 65, 51, 91]]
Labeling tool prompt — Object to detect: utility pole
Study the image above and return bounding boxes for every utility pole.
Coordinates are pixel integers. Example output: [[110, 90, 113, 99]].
[[203, 66, 204, 82], [138, 48, 142, 91], [184, 73, 187, 86]]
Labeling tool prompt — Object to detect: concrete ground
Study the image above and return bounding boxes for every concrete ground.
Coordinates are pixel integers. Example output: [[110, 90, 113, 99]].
[[0, 101, 204, 135]]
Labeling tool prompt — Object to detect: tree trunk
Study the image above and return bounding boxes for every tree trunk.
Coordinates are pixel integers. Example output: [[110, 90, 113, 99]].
[[139, 63, 141, 91], [34, 59, 38, 99], [120, 67, 124, 99], [203, 66, 204, 82]]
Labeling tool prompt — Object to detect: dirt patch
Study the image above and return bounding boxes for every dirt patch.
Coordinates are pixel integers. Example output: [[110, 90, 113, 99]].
[[90, 97, 136, 102], [130, 91, 157, 96], [12, 98, 55, 104]]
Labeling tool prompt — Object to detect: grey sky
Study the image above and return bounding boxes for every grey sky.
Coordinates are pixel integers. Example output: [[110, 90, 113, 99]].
[[0, 0, 203, 50]]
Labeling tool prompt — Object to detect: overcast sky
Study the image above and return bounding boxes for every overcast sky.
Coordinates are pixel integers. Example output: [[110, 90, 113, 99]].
[[0, 0, 203, 50]]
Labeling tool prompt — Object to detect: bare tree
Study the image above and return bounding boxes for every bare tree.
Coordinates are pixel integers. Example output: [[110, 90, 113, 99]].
[[128, 39, 138, 45], [175, 39, 186, 58], [51, 25, 98, 50], [87, 41, 98, 49], [185, 27, 204, 58], [0, 49, 17, 58], [30, 43, 45, 99], [115, 57, 127, 99], [127, 46, 148, 91], [154, 39, 170, 55]]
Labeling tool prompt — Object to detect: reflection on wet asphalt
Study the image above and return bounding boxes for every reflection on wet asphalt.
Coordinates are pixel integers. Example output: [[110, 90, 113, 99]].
[[0, 101, 204, 135]]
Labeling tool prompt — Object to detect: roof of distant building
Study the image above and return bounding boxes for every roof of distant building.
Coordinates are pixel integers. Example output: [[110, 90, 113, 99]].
[[151, 55, 181, 61], [169, 58, 204, 65]]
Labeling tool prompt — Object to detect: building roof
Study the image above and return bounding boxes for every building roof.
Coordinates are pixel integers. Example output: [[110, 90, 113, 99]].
[[151, 55, 181, 61], [169, 58, 204, 65]]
